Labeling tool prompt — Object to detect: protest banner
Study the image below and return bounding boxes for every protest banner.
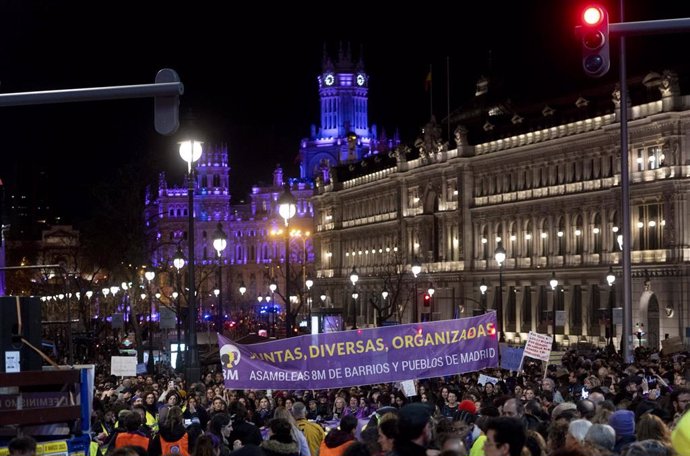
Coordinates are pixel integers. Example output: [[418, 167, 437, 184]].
[[218, 313, 498, 389]]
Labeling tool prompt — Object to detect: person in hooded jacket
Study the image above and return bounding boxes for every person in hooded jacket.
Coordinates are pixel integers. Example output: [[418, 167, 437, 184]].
[[261, 418, 300, 456], [319, 415, 357, 456], [149, 405, 200, 456]]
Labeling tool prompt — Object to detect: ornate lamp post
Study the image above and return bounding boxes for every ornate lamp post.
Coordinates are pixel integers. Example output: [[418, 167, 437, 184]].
[[349, 267, 359, 329], [550, 271, 559, 350], [238, 281, 247, 312], [269, 279, 278, 337], [144, 270, 156, 374], [172, 247, 185, 358], [606, 266, 616, 349], [305, 277, 313, 326], [494, 243, 506, 342], [179, 138, 202, 381], [411, 259, 422, 323], [213, 223, 227, 334], [278, 185, 297, 337]]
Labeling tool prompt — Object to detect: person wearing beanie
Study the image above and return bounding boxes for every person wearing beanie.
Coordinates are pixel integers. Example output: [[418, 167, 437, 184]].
[[672, 410, 690, 456], [609, 409, 637, 453]]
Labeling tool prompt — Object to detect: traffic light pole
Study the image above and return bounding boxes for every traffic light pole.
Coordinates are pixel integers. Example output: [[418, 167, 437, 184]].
[[0, 68, 183, 135], [614, 9, 690, 364], [579, 4, 690, 363]]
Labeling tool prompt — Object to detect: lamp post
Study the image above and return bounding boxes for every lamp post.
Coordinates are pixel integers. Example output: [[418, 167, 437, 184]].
[[213, 223, 227, 335], [269, 279, 277, 337], [173, 247, 185, 360], [494, 243, 506, 342], [239, 281, 247, 313], [550, 272, 559, 351], [144, 270, 156, 374], [411, 258, 422, 323], [350, 267, 359, 329], [278, 185, 297, 337], [479, 278, 488, 314], [606, 266, 616, 350], [427, 282, 435, 321], [305, 278, 313, 328], [179, 138, 202, 381]]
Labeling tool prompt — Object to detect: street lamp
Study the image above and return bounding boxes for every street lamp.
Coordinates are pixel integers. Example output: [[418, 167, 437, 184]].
[[350, 267, 359, 329], [427, 282, 435, 321], [351, 291, 359, 330], [144, 269, 156, 374], [411, 258, 422, 323], [213, 223, 227, 334], [550, 271, 559, 350], [179, 138, 203, 381], [278, 185, 297, 337], [238, 281, 247, 312], [479, 278, 488, 315], [172, 247, 185, 359], [494, 243, 506, 342], [606, 266, 616, 350], [305, 278, 313, 325]]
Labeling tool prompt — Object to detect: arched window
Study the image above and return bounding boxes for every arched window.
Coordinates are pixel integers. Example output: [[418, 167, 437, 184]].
[[593, 213, 602, 254], [522, 286, 532, 330], [481, 226, 489, 260], [509, 222, 517, 258], [539, 220, 548, 257], [611, 210, 621, 252], [525, 221, 533, 257], [574, 215, 583, 255], [556, 217, 565, 256]]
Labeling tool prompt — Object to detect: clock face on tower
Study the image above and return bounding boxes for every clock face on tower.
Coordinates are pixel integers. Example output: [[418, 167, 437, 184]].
[[356, 74, 365, 86], [324, 74, 335, 86]]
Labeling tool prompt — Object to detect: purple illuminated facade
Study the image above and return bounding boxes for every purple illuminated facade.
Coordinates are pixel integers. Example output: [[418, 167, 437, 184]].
[[299, 44, 400, 183], [145, 45, 399, 333], [144, 145, 314, 329]]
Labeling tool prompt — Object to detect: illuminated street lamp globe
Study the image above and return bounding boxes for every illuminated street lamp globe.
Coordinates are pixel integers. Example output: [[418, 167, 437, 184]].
[[606, 267, 616, 287], [350, 267, 359, 286], [179, 140, 203, 172], [145, 270, 155, 282], [173, 248, 186, 271], [277, 186, 297, 225], [550, 272, 559, 290], [479, 279, 488, 295], [239, 282, 247, 296], [305, 278, 314, 290]]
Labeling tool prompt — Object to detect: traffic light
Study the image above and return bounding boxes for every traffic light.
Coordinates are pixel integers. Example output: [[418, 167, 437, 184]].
[[423, 293, 431, 307], [154, 68, 181, 135], [580, 5, 610, 78]]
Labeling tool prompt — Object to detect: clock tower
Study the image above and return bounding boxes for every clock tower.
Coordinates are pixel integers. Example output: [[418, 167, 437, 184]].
[[300, 42, 390, 181]]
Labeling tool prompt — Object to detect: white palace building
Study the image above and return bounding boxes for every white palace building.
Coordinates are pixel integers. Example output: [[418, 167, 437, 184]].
[[311, 69, 690, 350]]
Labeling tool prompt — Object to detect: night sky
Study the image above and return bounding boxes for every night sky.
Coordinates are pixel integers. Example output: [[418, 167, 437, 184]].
[[1, 1, 689, 224]]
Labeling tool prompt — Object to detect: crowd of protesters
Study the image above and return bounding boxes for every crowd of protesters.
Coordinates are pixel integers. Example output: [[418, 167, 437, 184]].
[[9, 344, 690, 456]]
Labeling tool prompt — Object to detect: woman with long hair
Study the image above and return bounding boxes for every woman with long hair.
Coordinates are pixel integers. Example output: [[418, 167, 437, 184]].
[[254, 396, 274, 428], [273, 406, 310, 456]]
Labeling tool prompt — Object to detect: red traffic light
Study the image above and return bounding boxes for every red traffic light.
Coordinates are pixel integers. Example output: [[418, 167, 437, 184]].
[[579, 4, 610, 78], [423, 293, 431, 306], [582, 6, 603, 26]]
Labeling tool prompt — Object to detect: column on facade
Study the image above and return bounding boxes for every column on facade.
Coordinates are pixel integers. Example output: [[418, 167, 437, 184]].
[[582, 209, 591, 261]]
